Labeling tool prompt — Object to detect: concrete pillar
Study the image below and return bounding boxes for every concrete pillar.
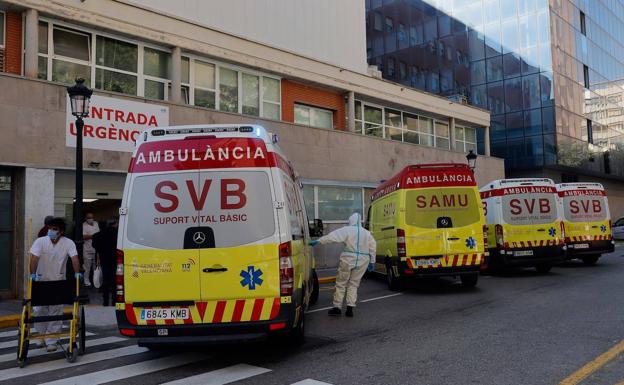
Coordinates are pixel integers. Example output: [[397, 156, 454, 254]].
[[449, 117, 456, 151], [484, 126, 491, 156], [347, 91, 356, 132], [24, 9, 39, 79], [22, 168, 54, 294], [170, 47, 182, 104]]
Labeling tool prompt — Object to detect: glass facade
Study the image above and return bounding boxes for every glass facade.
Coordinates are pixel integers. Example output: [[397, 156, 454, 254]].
[[366, 0, 624, 177]]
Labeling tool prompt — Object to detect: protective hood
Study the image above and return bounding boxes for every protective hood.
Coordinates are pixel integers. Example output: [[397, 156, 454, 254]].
[[349, 213, 361, 226]]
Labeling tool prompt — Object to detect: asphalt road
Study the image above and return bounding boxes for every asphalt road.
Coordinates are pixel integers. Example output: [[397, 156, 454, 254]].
[[3, 246, 624, 385]]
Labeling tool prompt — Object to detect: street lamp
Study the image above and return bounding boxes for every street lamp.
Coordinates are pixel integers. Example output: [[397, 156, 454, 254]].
[[466, 149, 477, 172], [67, 78, 93, 263]]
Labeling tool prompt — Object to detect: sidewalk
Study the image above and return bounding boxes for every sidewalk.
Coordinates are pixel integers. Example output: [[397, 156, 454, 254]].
[[0, 286, 117, 329]]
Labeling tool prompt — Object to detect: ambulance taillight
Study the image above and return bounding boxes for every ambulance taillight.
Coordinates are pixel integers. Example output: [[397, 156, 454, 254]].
[[483, 224, 489, 248], [279, 242, 294, 296], [397, 229, 406, 258], [115, 249, 125, 303], [495, 225, 504, 248]]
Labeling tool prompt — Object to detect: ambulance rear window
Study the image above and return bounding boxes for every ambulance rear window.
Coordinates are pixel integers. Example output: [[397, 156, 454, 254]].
[[126, 171, 276, 249], [501, 193, 558, 225], [405, 187, 481, 228], [562, 195, 607, 222]]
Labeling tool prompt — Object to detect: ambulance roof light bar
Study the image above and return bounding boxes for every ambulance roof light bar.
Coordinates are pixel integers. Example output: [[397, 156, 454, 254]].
[[500, 178, 553, 185], [150, 125, 263, 136]]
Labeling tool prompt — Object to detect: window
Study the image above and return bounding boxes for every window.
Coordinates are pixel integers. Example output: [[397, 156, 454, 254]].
[[387, 57, 395, 77], [143, 47, 171, 100], [304, 185, 364, 222], [374, 12, 383, 31], [587, 119, 593, 144], [219, 67, 238, 112], [51, 26, 91, 85], [384, 109, 403, 141], [580, 11, 586, 35], [583, 65, 590, 88], [385, 16, 394, 32], [95, 35, 138, 95], [455, 126, 477, 152], [399, 61, 407, 79], [242, 73, 259, 116], [364, 104, 383, 137], [398, 23, 407, 42], [0, 12, 5, 48], [434, 121, 450, 149], [294, 104, 333, 129], [262, 77, 281, 120], [37, 21, 48, 79], [194, 60, 216, 108]]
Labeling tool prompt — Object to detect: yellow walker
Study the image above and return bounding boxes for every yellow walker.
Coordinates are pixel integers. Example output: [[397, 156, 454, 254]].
[[17, 269, 87, 367]]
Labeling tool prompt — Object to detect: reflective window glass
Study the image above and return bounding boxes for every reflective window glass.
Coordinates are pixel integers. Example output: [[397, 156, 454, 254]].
[[95, 68, 137, 95], [143, 47, 171, 79], [195, 60, 215, 89], [242, 73, 259, 116], [542, 106, 554, 134], [506, 111, 524, 138], [484, 22, 502, 57], [471, 60, 486, 85], [96, 35, 137, 72], [317, 187, 363, 221], [181, 57, 190, 84], [501, 18, 519, 53], [52, 60, 90, 85], [53, 27, 90, 61], [38, 21, 47, 54], [519, 15, 538, 49], [486, 56, 503, 82], [490, 114, 506, 141], [504, 77, 523, 112], [468, 30, 485, 61], [219, 67, 238, 113], [503, 53, 521, 78], [522, 74, 541, 109], [145, 79, 165, 100], [500, 0, 518, 20], [487, 81, 505, 115], [540, 71, 554, 107], [524, 108, 542, 136], [471, 84, 487, 108]]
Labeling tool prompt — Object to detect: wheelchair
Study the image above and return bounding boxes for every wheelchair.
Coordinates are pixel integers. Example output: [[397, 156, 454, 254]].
[[17, 276, 87, 367]]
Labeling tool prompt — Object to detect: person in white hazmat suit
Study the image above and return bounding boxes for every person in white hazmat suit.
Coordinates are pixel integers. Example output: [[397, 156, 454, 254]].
[[311, 213, 376, 317], [29, 217, 82, 351]]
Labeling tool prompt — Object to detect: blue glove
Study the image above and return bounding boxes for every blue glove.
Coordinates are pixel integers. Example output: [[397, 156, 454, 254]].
[[29, 273, 38, 281], [367, 263, 374, 272], [309, 240, 320, 246], [75, 272, 84, 280]]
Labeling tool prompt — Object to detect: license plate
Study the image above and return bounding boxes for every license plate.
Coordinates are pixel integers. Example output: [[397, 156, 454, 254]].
[[514, 250, 534, 257], [157, 328, 168, 336], [140, 308, 189, 320], [415, 258, 441, 266], [574, 243, 590, 249]]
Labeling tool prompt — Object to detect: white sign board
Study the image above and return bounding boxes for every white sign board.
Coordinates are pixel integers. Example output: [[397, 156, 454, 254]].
[[66, 95, 169, 152]]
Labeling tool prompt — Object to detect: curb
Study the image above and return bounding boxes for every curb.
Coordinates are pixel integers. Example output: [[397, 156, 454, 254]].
[[0, 314, 19, 329], [318, 276, 336, 284]]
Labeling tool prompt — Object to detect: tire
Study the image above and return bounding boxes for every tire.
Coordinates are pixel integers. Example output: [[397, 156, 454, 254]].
[[460, 273, 479, 288], [78, 307, 86, 355], [582, 255, 600, 266], [288, 307, 306, 346], [386, 262, 402, 291], [66, 343, 78, 363], [535, 264, 552, 274], [309, 269, 319, 306]]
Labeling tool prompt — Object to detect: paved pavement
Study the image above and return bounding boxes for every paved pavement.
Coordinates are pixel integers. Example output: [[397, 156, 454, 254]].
[[1, 247, 623, 384]]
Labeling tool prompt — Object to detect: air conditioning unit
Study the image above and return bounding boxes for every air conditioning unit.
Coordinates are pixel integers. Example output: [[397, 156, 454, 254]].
[[448, 94, 468, 105]]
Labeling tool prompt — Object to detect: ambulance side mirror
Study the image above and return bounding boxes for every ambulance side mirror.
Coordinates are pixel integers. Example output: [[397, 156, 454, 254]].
[[309, 219, 324, 237]]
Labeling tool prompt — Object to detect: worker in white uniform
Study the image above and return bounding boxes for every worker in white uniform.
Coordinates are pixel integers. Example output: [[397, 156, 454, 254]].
[[29, 217, 82, 351], [82, 212, 99, 286], [311, 213, 376, 317]]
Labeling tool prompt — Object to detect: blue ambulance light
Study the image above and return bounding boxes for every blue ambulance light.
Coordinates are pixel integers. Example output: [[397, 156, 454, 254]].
[[272, 134, 279, 143], [255, 127, 262, 137]]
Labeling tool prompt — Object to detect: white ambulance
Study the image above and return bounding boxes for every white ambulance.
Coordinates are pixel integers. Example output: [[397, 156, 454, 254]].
[[115, 124, 318, 345], [480, 178, 566, 273], [557, 183, 614, 265]]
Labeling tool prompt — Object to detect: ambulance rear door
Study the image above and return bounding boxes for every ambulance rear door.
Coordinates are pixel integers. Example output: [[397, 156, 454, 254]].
[[560, 186, 610, 243]]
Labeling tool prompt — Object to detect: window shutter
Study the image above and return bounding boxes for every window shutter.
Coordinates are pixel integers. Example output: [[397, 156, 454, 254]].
[[0, 48, 4, 72]]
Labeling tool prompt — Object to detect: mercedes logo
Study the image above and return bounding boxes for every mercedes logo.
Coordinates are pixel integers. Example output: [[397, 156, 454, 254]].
[[441, 219, 449, 226], [193, 231, 206, 244]]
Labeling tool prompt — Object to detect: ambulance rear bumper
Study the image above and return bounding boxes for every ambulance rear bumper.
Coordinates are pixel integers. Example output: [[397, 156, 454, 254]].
[[489, 246, 565, 267], [116, 301, 298, 345], [399, 260, 480, 277], [565, 240, 614, 258]]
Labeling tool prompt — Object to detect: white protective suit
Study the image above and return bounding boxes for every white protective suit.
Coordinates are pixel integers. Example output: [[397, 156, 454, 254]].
[[318, 213, 377, 308], [82, 220, 99, 285]]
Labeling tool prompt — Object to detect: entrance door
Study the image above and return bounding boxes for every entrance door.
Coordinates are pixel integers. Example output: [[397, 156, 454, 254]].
[[0, 169, 14, 292]]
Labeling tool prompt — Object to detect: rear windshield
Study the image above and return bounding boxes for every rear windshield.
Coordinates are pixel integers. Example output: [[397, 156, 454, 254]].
[[501, 193, 558, 225], [405, 188, 481, 229], [126, 171, 275, 249], [562, 195, 608, 222]]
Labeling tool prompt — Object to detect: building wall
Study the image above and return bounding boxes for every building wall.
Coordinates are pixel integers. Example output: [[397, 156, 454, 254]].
[[119, 0, 368, 74], [281, 80, 346, 131], [4, 11, 21, 75]]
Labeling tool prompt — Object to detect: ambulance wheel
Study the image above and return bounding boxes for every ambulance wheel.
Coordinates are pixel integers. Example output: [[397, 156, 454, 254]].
[[288, 307, 306, 345], [535, 264, 552, 274], [582, 255, 599, 266], [460, 273, 479, 288], [386, 262, 402, 291], [309, 270, 319, 306]]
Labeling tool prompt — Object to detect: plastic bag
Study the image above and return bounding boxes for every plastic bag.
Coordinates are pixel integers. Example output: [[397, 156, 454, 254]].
[[93, 265, 103, 288]]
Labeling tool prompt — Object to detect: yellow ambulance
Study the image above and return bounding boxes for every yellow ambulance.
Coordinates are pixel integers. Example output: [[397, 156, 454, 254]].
[[480, 178, 566, 273], [115, 124, 317, 345], [367, 163, 486, 290], [557, 183, 614, 265]]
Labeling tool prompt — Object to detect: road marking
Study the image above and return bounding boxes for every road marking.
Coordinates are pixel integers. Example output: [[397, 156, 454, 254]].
[[291, 380, 333, 384], [0, 331, 95, 349], [0, 336, 126, 363], [0, 344, 148, 380], [559, 339, 624, 385], [359, 293, 403, 303], [40, 353, 208, 385], [161, 363, 271, 385], [0, 325, 73, 339], [306, 292, 403, 314]]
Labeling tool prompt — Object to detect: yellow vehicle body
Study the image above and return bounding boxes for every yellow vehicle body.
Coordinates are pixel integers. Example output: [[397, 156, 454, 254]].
[[368, 164, 486, 289], [480, 178, 566, 272], [557, 183, 614, 264], [115, 125, 316, 344]]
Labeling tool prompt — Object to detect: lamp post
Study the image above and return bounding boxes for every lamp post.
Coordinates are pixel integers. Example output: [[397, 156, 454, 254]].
[[66, 78, 93, 263], [466, 149, 478, 172]]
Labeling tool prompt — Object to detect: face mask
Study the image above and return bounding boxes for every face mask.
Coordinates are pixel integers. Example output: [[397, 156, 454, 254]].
[[86, 219, 94, 225], [47, 230, 59, 240]]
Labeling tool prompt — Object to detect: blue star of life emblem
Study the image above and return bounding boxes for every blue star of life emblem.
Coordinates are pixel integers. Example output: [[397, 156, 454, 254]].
[[600, 225, 607, 233], [465, 236, 476, 249], [548, 227, 557, 237], [240, 266, 263, 290]]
